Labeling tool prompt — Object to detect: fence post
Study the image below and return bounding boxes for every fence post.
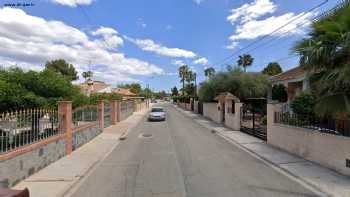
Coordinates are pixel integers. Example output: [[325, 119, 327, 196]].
[[58, 101, 73, 155], [267, 102, 282, 141], [98, 100, 104, 130], [234, 102, 243, 131], [111, 100, 117, 125]]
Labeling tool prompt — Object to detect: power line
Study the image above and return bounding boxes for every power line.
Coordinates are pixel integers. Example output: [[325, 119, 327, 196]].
[[211, 0, 329, 68]]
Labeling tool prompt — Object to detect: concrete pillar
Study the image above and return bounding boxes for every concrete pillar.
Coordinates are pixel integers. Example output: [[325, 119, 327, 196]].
[[58, 101, 72, 155], [234, 102, 243, 130], [111, 100, 119, 125], [98, 100, 104, 130], [267, 102, 282, 141]]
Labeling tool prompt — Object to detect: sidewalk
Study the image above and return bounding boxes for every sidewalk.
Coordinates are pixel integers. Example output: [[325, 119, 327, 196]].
[[13, 108, 149, 197], [174, 105, 350, 197]]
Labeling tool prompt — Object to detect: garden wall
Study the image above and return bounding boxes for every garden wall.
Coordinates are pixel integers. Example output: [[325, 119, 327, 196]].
[[72, 123, 101, 150], [203, 102, 221, 123], [0, 135, 66, 187], [267, 103, 350, 176]]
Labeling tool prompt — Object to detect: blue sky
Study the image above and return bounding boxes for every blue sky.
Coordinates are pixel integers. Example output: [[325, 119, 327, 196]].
[[0, 0, 339, 92]]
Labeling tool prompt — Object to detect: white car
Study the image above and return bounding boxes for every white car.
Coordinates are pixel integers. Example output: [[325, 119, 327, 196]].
[[148, 107, 166, 121]]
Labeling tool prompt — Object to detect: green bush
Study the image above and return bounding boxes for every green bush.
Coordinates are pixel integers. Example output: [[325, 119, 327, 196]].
[[290, 91, 316, 118]]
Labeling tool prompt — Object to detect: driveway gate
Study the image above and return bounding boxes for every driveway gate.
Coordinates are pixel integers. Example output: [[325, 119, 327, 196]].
[[240, 98, 267, 141]]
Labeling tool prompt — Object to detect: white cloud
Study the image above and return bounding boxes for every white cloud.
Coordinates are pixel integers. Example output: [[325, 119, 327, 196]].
[[171, 60, 185, 66], [91, 26, 123, 49], [193, 0, 205, 5], [52, 0, 94, 7], [193, 57, 208, 65], [0, 7, 163, 83], [125, 36, 197, 58], [226, 0, 314, 45], [229, 12, 313, 41], [226, 42, 239, 49], [227, 0, 276, 24]]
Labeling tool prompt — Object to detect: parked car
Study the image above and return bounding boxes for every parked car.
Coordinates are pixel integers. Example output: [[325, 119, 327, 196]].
[[148, 107, 166, 121]]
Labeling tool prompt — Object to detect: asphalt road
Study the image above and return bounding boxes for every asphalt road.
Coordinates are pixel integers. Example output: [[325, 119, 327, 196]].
[[69, 104, 318, 197]]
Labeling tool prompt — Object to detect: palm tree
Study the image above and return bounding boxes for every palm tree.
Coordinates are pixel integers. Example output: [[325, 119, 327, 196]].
[[293, 0, 350, 116], [204, 67, 215, 78], [178, 65, 189, 95], [237, 54, 254, 72], [82, 71, 93, 81]]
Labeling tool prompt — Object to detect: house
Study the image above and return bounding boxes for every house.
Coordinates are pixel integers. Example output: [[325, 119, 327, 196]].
[[112, 88, 137, 97], [270, 66, 310, 103], [79, 80, 112, 96]]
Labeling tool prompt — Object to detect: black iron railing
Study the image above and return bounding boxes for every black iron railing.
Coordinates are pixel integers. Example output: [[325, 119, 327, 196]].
[[274, 112, 350, 137]]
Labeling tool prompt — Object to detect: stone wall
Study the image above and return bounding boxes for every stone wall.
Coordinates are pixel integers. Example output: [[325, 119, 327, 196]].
[[267, 103, 350, 176], [203, 102, 221, 123], [0, 137, 66, 187], [73, 123, 101, 150]]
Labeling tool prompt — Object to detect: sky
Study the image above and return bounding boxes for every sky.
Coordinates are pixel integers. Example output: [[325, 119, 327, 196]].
[[0, 0, 340, 92]]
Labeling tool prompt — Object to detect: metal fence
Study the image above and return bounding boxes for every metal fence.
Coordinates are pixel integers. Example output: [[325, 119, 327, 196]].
[[72, 105, 98, 128], [0, 109, 60, 153], [274, 112, 350, 137]]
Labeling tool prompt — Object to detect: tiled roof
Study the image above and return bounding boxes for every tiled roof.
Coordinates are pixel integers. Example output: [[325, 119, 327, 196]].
[[270, 66, 306, 82], [112, 88, 137, 96], [79, 81, 110, 94]]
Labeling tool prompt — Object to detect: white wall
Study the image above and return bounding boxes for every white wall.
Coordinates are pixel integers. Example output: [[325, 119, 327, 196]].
[[203, 102, 221, 123], [224, 102, 242, 131], [267, 103, 350, 176]]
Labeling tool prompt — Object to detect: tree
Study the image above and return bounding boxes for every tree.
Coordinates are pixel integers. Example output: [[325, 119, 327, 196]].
[[117, 83, 142, 94], [82, 71, 93, 81], [178, 65, 189, 95], [204, 67, 215, 78], [262, 62, 282, 76], [198, 68, 269, 102], [293, 1, 350, 116], [272, 84, 288, 102], [237, 54, 254, 72], [45, 59, 78, 81], [171, 86, 179, 96], [0, 67, 88, 111]]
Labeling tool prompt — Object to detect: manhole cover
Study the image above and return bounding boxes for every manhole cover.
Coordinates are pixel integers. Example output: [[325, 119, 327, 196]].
[[138, 133, 153, 138], [142, 133, 153, 138]]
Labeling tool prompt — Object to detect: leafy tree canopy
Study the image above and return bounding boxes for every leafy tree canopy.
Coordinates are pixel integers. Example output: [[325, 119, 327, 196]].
[[0, 67, 88, 111], [171, 86, 179, 96], [293, 1, 350, 116], [117, 83, 142, 94], [237, 54, 254, 72], [262, 62, 283, 76], [198, 67, 269, 102], [45, 59, 78, 81]]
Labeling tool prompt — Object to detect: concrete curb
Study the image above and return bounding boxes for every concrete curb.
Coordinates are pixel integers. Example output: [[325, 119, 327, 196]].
[[173, 105, 330, 197], [61, 109, 150, 197]]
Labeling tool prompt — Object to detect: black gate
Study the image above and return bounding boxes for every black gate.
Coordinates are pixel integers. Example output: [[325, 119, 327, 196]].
[[198, 102, 203, 115], [240, 98, 267, 141]]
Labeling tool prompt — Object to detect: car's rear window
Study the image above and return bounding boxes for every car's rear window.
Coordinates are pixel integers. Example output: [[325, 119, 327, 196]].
[[151, 108, 164, 112]]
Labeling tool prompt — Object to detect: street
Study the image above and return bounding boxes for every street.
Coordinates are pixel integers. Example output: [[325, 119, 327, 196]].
[[69, 104, 318, 197]]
